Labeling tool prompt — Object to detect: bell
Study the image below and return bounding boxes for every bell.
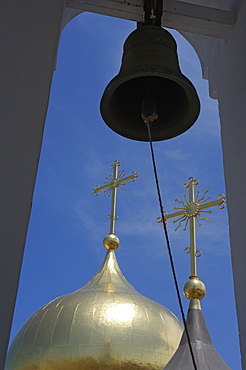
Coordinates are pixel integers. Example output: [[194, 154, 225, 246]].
[[100, 25, 200, 141]]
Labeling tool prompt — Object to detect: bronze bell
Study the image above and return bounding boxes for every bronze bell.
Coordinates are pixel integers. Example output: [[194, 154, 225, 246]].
[[100, 25, 200, 141]]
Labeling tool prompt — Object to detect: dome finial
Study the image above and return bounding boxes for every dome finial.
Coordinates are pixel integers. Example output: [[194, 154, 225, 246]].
[[157, 178, 231, 370], [92, 160, 139, 250], [157, 177, 226, 306]]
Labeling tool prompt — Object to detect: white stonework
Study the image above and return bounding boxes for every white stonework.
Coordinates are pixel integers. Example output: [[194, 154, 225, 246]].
[[0, 1, 244, 369]]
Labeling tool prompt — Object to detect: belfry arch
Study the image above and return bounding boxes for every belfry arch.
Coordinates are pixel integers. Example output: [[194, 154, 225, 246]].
[[0, 1, 245, 369]]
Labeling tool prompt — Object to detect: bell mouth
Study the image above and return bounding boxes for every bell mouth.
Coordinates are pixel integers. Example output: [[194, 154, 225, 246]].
[[100, 74, 200, 142]]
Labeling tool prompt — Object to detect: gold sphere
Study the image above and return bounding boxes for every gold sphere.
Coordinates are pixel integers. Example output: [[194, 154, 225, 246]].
[[183, 276, 206, 301], [103, 233, 120, 250]]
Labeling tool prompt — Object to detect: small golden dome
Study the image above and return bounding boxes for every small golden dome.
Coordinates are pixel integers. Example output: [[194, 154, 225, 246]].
[[6, 250, 183, 369]]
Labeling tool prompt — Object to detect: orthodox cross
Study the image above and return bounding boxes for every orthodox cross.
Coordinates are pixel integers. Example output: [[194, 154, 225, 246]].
[[157, 177, 226, 277], [92, 160, 138, 234]]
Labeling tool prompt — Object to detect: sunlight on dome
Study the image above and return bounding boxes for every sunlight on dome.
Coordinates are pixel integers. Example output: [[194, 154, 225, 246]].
[[105, 303, 136, 323]]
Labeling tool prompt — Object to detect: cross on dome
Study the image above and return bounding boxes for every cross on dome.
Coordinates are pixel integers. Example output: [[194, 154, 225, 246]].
[[92, 160, 138, 250], [157, 176, 226, 279]]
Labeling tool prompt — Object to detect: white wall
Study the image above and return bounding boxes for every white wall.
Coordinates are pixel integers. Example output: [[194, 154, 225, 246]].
[[0, 1, 65, 368], [1, 0, 245, 369], [181, 2, 245, 366]]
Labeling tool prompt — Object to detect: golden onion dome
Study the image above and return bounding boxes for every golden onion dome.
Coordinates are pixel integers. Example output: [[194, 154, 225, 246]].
[[5, 249, 183, 369]]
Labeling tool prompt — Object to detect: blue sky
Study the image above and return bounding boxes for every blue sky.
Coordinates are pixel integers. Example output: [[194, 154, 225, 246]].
[[10, 12, 241, 369]]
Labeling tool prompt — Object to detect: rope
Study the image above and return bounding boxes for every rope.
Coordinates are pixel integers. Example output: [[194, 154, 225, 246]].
[[146, 122, 198, 370]]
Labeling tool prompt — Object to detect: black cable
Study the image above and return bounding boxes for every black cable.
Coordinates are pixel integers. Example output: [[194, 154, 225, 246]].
[[146, 122, 198, 370]]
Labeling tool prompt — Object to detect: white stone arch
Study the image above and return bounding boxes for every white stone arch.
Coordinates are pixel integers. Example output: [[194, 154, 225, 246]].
[[1, 1, 245, 369]]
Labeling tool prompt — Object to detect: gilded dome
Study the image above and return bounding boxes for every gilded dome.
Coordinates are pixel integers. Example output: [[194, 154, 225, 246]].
[[6, 249, 183, 369]]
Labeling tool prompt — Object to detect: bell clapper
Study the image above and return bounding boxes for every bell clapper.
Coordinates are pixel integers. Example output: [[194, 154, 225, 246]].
[[141, 92, 157, 142], [141, 82, 159, 128], [141, 97, 159, 124]]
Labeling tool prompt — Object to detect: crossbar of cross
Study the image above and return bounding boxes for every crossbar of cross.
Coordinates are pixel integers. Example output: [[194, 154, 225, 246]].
[[92, 160, 138, 234]]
